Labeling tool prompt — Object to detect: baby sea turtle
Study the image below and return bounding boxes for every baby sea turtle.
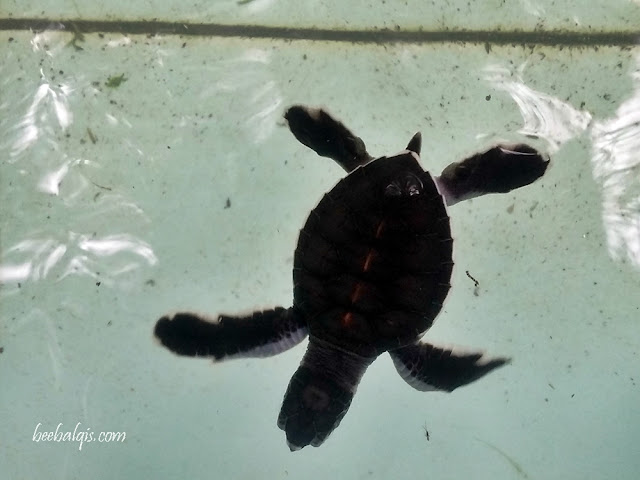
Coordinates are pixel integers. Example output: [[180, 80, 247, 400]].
[[154, 105, 549, 451]]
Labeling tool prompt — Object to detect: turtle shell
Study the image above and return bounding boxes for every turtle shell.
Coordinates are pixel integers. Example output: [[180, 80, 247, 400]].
[[293, 151, 453, 357]]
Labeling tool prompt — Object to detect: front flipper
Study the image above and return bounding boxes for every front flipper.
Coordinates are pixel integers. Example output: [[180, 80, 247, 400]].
[[285, 105, 373, 173], [435, 144, 549, 206], [389, 343, 509, 392], [154, 307, 308, 361]]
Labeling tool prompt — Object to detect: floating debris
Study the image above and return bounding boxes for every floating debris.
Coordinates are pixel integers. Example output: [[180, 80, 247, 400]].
[[90, 181, 112, 191], [87, 127, 98, 144], [422, 423, 430, 441], [465, 270, 480, 296], [106, 74, 127, 88], [476, 438, 530, 479], [67, 24, 85, 51]]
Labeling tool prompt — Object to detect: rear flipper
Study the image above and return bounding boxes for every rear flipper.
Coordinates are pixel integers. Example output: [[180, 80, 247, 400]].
[[389, 343, 509, 392], [285, 105, 373, 173], [277, 337, 373, 451], [435, 144, 549, 206], [154, 307, 308, 361]]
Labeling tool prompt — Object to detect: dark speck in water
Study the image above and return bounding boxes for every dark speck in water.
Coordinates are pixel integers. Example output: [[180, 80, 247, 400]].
[[91, 181, 112, 191], [485, 95, 491, 101], [465, 270, 480, 296], [105, 73, 127, 88], [96, 282, 101, 287], [0, 347, 4, 354], [224, 198, 231, 209], [145, 279, 156, 286], [87, 127, 97, 144], [476, 438, 530, 479]]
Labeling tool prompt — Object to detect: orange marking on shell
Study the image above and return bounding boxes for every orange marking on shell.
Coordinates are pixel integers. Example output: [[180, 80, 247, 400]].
[[375, 220, 385, 238], [363, 250, 374, 271], [350, 283, 363, 303], [342, 311, 353, 326]]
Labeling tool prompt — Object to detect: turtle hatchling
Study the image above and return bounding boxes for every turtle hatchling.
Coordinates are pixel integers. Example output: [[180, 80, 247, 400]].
[[154, 105, 549, 451]]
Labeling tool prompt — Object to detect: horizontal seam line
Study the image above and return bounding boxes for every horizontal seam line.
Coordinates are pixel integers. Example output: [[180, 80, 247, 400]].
[[0, 18, 639, 46]]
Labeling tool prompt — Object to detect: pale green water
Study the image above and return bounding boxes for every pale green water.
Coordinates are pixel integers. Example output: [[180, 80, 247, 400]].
[[1, 2, 640, 479]]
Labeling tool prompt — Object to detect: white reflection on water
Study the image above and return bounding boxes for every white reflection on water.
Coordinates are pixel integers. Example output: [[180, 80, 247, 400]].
[[485, 63, 592, 151], [200, 48, 282, 143], [591, 56, 640, 268], [242, 0, 276, 13], [0, 233, 157, 286], [38, 157, 74, 195], [487, 59, 640, 269], [11, 79, 73, 159], [76, 233, 157, 263], [105, 36, 132, 49]]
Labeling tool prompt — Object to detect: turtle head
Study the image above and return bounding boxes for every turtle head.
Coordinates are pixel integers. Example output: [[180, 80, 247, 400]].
[[277, 338, 372, 451], [379, 150, 427, 200], [384, 171, 424, 198]]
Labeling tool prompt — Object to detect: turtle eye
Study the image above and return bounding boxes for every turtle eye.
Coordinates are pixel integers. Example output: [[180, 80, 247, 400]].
[[404, 173, 423, 196], [385, 183, 402, 197]]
